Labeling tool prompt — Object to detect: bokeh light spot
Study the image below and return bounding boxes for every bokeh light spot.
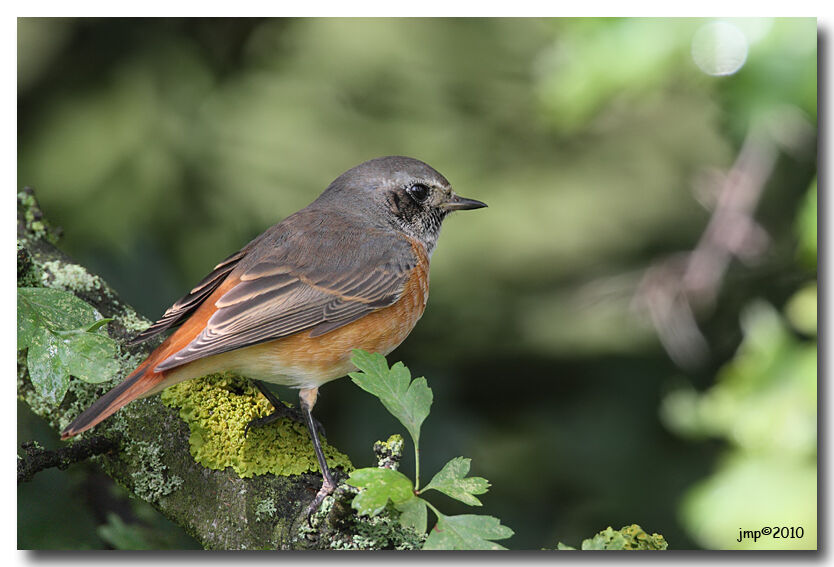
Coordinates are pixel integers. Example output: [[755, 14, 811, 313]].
[[691, 22, 749, 76]]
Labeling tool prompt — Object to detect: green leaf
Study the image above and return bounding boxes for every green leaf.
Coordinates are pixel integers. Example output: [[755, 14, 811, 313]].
[[17, 287, 103, 337], [423, 513, 513, 550], [396, 497, 428, 534], [17, 287, 120, 403], [347, 467, 415, 517], [57, 330, 121, 383], [97, 513, 154, 550], [348, 350, 432, 447], [17, 293, 38, 350], [421, 457, 490, 506], [27, 328, 70, 405]]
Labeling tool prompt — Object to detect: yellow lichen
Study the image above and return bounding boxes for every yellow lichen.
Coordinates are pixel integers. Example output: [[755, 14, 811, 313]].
[[160, 373, 352, 478]]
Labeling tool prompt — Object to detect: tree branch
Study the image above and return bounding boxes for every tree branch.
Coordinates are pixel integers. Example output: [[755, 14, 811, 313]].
[[18, 436, 118, 483]]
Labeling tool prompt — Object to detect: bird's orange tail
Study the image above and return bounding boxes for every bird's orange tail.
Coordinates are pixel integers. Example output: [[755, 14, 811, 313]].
[[61, 267, 239, 440], [60, 360, 166, 440]]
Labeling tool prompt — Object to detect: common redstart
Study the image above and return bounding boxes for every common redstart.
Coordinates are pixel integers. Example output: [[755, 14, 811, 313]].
[[61, 156, 486, 510]]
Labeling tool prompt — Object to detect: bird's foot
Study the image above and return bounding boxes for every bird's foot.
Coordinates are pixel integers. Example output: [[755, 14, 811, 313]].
[[305, 477, 338, 526], [244, 402, 326, 438]]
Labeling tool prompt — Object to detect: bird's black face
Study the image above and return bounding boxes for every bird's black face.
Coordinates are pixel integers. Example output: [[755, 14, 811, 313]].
[[385, 176, 486, 255], [387, 179, 446, 253], [320, 156, 486, 256], [371, 161, 486, 255]]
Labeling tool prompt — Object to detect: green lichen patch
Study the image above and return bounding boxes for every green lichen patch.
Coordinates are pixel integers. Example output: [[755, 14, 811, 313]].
[[126, 440, 184, 503], [40, 259, 104, 293], [373, 434, 404, 470], [18, 188, 57, 243], [255, 499, 277, 522], [557, 524, 668, 550], [160, 373, 352, 478], [117, 307, 152, 335], [296, 490, 425, 551], [328, 512, 426, 550], [615, 524, 668, 550]]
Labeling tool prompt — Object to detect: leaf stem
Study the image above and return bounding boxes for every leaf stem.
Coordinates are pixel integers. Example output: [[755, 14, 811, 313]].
[[414, 442, 421, 491]]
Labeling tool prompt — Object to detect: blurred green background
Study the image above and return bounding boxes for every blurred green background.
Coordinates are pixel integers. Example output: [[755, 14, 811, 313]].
[[17, 17, 817, 550]]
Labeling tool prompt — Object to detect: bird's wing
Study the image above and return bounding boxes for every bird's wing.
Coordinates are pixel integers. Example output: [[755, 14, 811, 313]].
[[126, 248, 248, 345], [153, 214, 418, 372]]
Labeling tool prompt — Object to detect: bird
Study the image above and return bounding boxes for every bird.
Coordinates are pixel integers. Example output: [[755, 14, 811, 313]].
[[60, 155, 487, 511]]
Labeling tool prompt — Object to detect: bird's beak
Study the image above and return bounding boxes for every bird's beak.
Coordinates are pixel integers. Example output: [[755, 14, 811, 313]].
[[442, 193, 488, 211]]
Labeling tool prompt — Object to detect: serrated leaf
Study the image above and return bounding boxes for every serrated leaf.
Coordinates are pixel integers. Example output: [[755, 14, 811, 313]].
[[348, 350, 432, 447], [396, 496, 428, 534], [423, 513, 514, 550], [57, 329, 120, 383], [27, 328, 70, 405], [347, 467, 415, 517], [422, 457, 490, 506]]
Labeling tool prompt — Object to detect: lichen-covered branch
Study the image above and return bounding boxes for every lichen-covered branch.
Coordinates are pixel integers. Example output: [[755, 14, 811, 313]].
[[16, 187, 419, 550]]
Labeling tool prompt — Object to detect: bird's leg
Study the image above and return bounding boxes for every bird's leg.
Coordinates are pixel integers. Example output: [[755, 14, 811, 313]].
[[244, 381, 325, 437], [299, 387, 337, 520]]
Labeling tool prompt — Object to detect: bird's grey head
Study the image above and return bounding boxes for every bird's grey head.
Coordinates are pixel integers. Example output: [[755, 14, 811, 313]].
[[315, 156, 486, 255]]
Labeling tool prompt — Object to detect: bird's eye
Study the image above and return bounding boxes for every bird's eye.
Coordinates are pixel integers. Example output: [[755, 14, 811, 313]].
[[407, 183, 430, 203]]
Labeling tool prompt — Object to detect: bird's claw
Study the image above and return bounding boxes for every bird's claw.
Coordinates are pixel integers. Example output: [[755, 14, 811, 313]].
[[244, 404, 326, 438], [243, 412, 283, 437], [305, 478, 338, 527]]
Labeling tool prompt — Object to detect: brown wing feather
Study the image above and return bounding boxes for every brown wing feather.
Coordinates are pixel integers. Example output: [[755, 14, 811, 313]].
[[154, 214, 417, 372], [126, 248, 248, 345]]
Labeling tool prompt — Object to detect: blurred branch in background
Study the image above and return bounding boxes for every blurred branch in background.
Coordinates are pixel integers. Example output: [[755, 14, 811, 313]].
[[632, 108, 813, 370], [632, 126, 775, 369]]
